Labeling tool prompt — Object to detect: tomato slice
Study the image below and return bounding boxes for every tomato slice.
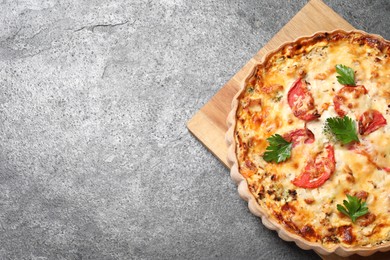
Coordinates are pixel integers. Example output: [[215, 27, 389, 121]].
[[333, 85, 368, 117], [292, 145, 335, 189], [283, 129, 315, 148], [287, 78, 319, 121], [358, 109, 387, 135]]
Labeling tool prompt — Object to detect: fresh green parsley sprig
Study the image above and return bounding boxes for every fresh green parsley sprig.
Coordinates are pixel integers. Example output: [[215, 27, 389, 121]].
[[324, 116, 359, 144], [263, 134, 292, 163], [336, 64, 356, 86], [337, 194, 369, 223]]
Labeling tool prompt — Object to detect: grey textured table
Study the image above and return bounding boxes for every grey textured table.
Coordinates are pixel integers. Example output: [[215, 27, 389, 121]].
[[0, 1, 389, 259]]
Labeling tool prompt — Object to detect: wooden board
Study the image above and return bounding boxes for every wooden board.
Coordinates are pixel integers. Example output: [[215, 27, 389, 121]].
[[187, 0, 390, 259]]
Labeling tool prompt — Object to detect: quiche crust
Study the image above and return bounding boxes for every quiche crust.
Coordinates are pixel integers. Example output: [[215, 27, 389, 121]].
[[226, 30, 390, 257]]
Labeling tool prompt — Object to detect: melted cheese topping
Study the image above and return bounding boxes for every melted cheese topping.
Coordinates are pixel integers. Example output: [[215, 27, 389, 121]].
[[235, 32, 390, 248]]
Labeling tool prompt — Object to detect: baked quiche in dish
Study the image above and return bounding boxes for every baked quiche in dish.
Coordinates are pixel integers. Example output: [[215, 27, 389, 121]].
[[226, 30, 390, 256]]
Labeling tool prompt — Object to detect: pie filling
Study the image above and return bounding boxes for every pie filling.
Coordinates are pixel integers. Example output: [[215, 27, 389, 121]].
[[234, 31, 390, 247]]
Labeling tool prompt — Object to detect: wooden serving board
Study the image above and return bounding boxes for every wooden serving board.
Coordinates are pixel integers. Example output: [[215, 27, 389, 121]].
[[187, 0, 389, 259]]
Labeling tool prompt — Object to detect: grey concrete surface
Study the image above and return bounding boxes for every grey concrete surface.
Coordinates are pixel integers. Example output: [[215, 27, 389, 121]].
[[0, 0, 389, 259]]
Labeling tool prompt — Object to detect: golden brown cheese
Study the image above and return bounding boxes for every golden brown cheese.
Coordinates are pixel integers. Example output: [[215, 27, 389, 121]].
[[235, 31, 390, 248]]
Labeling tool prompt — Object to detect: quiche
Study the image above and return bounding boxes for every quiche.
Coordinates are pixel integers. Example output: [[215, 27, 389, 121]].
[[226, 30, 390, 256]]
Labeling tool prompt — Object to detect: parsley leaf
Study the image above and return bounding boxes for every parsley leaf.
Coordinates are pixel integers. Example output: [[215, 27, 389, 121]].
[[337, 194, 369, 223], [324, 116, 359, 144], [336, 64, 356, 86], [263, 134, 292, 163]]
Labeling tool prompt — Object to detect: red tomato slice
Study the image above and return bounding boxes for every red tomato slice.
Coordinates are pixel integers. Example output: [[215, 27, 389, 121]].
[[287, 78, 319, 121], [358, 109, 387, 135], [283, 129, 315, 148], [333, 85, 368, 117], [292, 145, 335, 189]]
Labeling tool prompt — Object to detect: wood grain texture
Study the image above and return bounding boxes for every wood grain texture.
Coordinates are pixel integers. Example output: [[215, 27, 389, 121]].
[[187, 0, 390, 259]]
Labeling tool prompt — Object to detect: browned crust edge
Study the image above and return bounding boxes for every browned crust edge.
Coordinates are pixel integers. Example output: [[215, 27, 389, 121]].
[[225, 29, 390, 257]]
